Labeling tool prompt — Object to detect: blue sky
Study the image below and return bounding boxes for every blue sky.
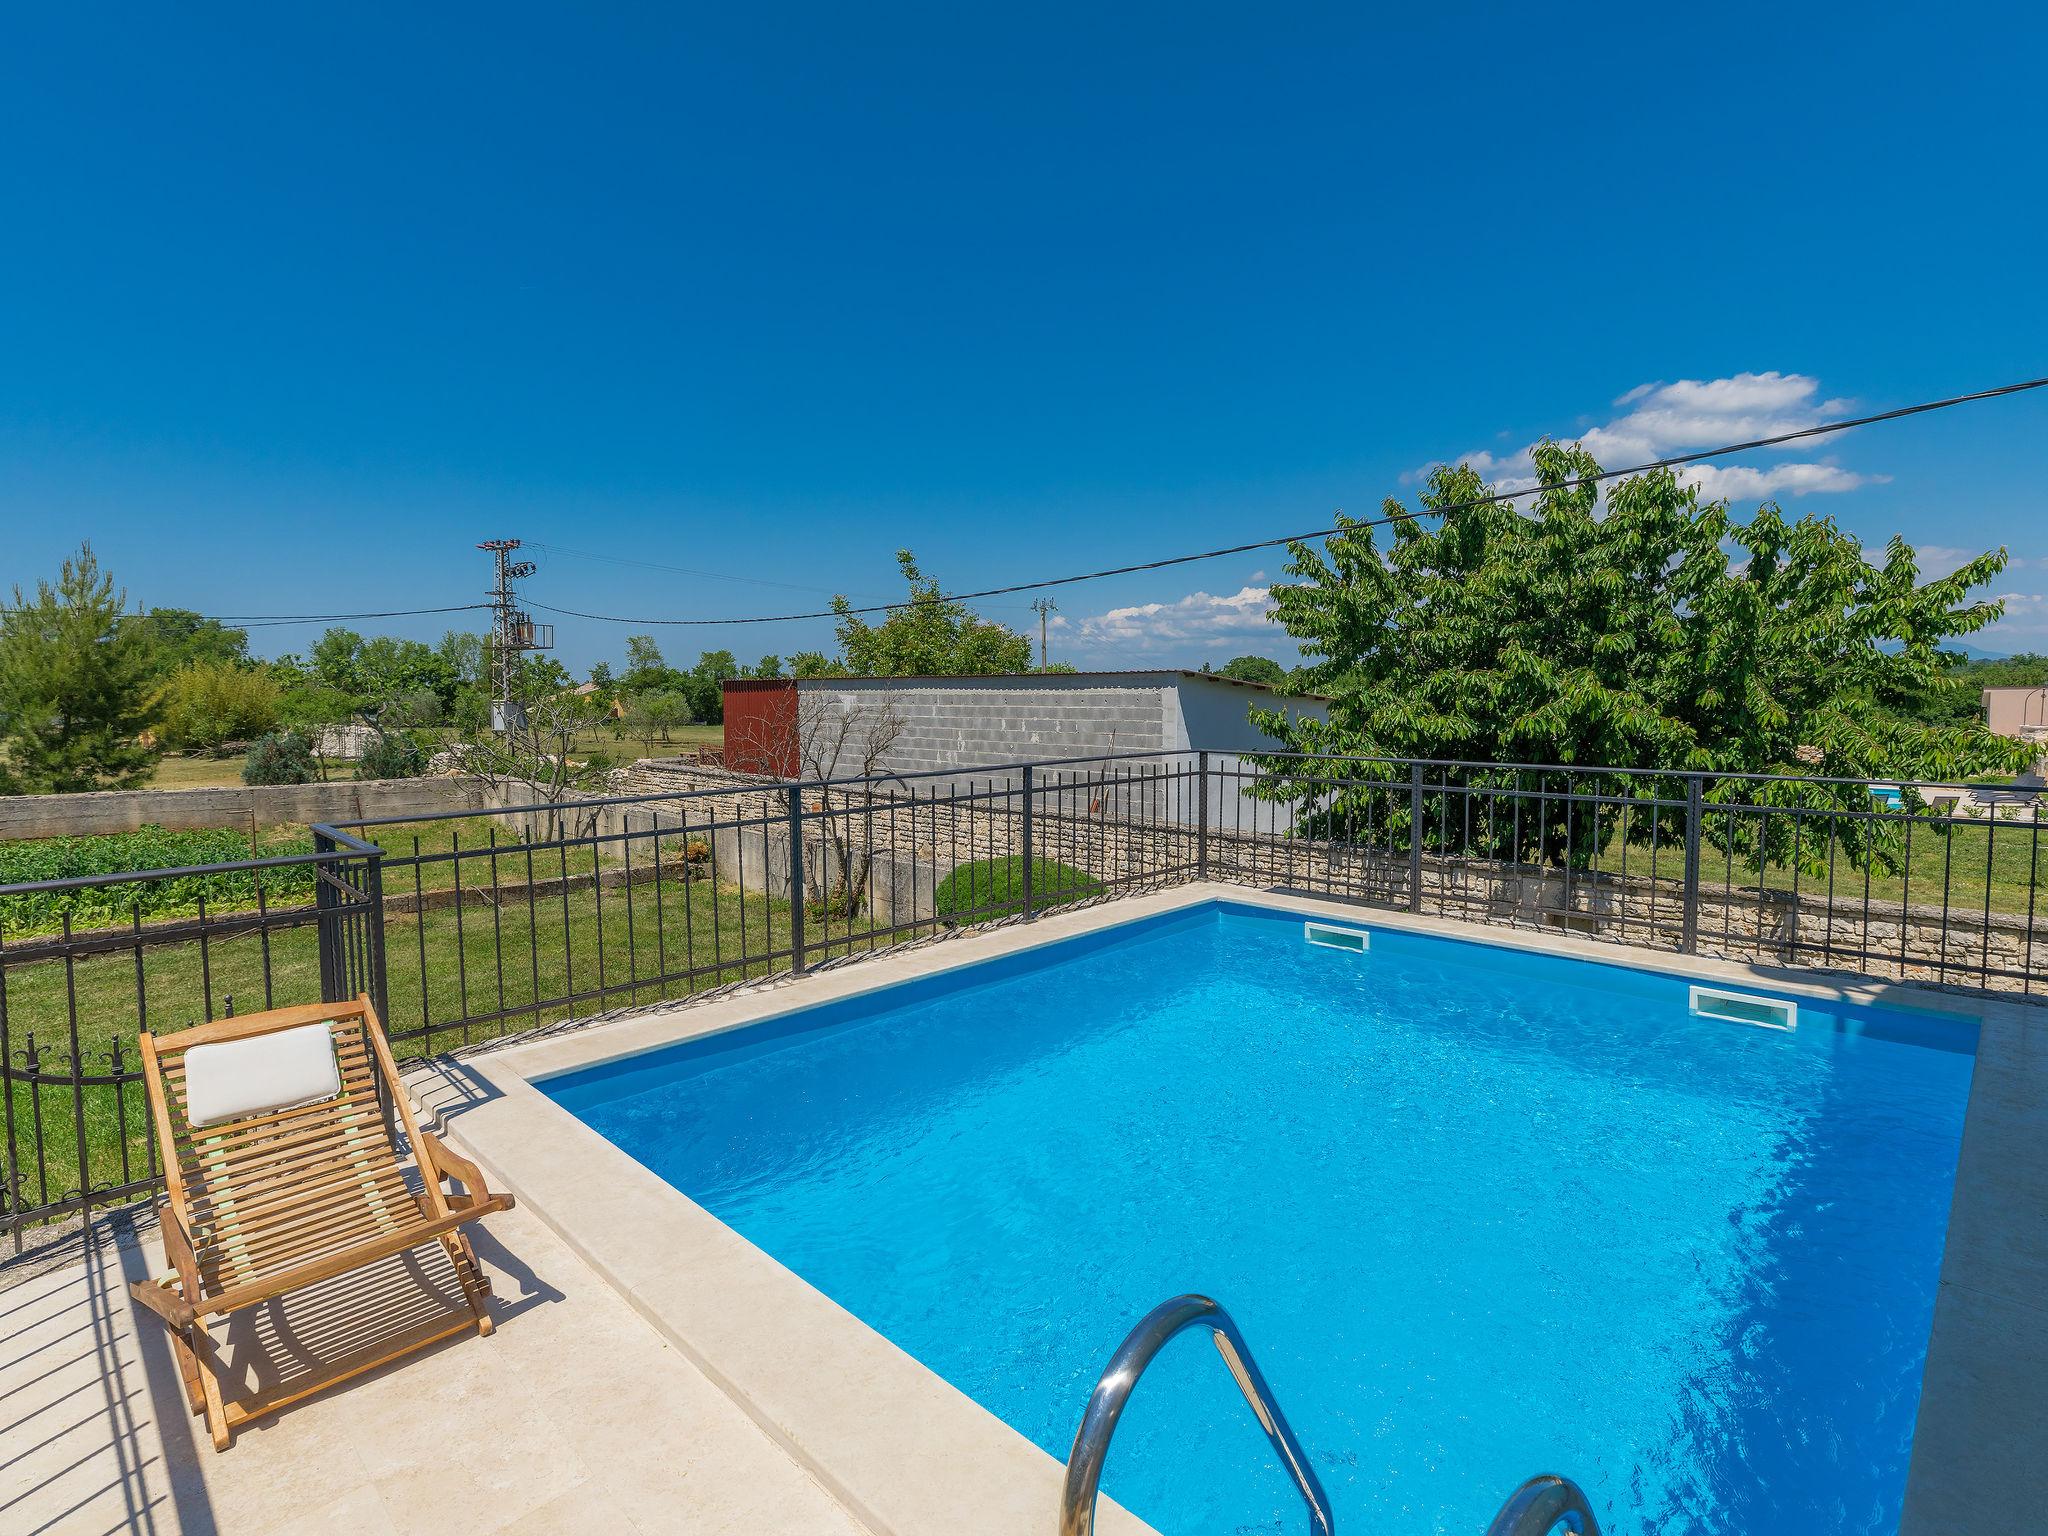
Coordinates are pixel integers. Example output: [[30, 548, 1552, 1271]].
[[4, 4, 2046, 671]]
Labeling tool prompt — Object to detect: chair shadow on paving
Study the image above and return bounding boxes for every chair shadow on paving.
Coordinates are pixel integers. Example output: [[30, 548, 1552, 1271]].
[[0, 1208, 219, 1536], [3, 1199, 559, 1535]]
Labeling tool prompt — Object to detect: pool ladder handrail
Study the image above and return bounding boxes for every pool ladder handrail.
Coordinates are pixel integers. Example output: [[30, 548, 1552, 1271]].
[[1484, 1474, 1603, 1536], [1058, 1293, 1335, 1536]]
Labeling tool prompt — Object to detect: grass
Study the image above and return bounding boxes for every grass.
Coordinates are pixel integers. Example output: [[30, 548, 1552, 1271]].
[[135, 719, 725, 793], [1, 865, 861, 1226], [566, 721, 723, 757], [934, 855, 1103, 921]]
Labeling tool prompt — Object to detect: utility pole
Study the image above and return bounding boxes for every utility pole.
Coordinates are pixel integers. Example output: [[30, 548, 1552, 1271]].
[[1030, 597, 1058, 669], [477, 539, 552, 734]]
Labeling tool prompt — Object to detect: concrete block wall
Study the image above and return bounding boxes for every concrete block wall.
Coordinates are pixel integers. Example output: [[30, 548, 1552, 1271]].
[[799, 679, 1169, 780]]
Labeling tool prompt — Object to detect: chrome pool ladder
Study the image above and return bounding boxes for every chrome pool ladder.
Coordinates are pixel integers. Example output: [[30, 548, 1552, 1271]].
[[1057, 1292, 1604, 1536], [1484, 1475, 1603, 1536], [1058, 1293, 1334, 1536]]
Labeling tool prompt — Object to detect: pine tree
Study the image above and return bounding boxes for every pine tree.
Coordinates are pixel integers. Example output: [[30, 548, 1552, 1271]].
[[0, 544, 164, 793]]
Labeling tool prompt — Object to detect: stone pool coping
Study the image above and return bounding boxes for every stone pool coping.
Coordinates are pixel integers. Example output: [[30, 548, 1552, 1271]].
[[429, 883, 2048, 1536]]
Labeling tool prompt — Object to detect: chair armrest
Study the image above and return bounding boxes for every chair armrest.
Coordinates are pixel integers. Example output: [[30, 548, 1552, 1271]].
[[417, 1130, 513, 1211], [129, 1276, 196, 1330]]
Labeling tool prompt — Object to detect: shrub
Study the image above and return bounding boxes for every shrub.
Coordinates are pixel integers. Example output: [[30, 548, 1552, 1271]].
[[243, 730, 318, 785], [354, 731, 427, 781], [933, 856, 1101, 923], [0, 824, 314, 933], [156, 661, 282, 752]]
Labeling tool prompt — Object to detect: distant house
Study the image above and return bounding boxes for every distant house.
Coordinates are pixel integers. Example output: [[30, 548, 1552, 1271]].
[[1982, 685, 2048, 746], [572, 681, 628, 720], [723, 670, 1328, 826]]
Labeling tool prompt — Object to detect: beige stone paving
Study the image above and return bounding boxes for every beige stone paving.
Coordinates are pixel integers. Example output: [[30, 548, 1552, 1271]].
[[0, 1198, 869, 1536]]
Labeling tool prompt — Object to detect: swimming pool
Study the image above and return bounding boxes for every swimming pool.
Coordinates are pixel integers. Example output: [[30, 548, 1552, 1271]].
[[543, 900, 1977, 1535]]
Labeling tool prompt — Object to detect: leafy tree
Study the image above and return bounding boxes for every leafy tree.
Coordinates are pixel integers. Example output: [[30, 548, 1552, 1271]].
[[1251, 446, 2035, 873], [309, 628, 368, 696], [683, 650, 739, 723], [157, 661, 283, 751], [830, 550, 1031, 676], [305, 628, 458, 713], [132, 609, 251, 674], [624, 634, 665, 680], [243, 730, 320, 785], [275, 678, 357, 730], [624, 689, 694, 750], [1216, 654, 1288, 687], [790, 650, 840, 678], [751, 654, 784, 679], [0, 544, 163, 793]]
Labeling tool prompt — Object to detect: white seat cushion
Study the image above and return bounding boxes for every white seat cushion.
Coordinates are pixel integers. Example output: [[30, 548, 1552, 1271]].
[[184, 1022, 344, 1129]]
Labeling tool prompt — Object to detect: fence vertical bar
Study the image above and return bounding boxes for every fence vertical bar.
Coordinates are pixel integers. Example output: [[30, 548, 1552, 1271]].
[[787, 783, 807, 975], [1197, 751, 1210, 880], [1408, 763, 1424, 912], [1021, 765, 1036, 919], [1682, 774, 1703, 953]]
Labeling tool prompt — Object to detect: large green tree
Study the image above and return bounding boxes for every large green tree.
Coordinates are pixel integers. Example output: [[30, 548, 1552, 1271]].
[[1214, 654, 1289, 687], [1251, 444, 2033, 869], [0, 544, 163, 792], [831, 550, 1032, 676], [131, 608, 251, 673]]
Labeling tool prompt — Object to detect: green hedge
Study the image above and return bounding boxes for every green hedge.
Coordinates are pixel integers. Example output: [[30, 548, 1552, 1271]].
[[933, 856, 1102, 922], [0, 825, 315, 935]]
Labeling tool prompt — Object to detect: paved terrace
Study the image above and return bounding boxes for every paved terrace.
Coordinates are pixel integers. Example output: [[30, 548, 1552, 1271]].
[[5, 881, 2046, 1535], [0, 1199, 866, 1535]]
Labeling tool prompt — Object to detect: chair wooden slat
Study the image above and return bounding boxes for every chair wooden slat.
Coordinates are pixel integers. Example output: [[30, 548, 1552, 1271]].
[[128, 995, 514, 1450]]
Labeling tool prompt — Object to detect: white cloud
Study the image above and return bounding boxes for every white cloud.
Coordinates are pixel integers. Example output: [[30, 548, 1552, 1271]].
[[1915, 545, 1983, 579], [1419, 370, 1881, 503], [1069, 584, 1277, 651], [1983, 592, 2048, 646]]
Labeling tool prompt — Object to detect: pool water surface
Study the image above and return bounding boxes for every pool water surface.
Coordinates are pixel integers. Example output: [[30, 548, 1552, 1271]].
[[545, 902, 1976, 1535]]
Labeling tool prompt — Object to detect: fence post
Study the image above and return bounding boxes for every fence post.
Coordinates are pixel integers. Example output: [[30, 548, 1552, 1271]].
[[1021, 765, 1035, 919], [787, 783, 807, 975], [1682, 774, 1703, 953], [362, 846, 389, 1021], [1408, 763, 1425, 912], [1197, 752, 1210, 880], [313, 828, 344, 1003]]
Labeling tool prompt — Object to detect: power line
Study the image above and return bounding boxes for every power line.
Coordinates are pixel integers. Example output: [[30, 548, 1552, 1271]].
[[207, 604, 495, 626], [523, 372, 2048, 628], [525, 539, 1038, 612], [0, 602, 495, 626]]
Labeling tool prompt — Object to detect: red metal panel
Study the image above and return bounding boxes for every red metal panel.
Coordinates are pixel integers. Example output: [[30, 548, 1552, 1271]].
[[721, 679, 798, 776]]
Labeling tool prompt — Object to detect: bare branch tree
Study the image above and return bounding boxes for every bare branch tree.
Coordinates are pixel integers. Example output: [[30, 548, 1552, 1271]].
[[791, 690, 906, 915], [448, 678, 614, 844]]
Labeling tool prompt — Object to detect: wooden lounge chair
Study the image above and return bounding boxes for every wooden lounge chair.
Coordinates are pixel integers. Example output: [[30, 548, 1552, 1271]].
[[128, 995, 513, 1450]]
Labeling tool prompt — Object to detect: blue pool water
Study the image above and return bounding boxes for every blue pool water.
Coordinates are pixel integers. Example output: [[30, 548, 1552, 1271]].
[[545, 902, 1977, 1535]]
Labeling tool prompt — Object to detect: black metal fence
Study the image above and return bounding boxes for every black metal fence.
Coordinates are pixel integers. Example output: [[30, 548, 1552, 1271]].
[[4, 750, 2042, 1250]]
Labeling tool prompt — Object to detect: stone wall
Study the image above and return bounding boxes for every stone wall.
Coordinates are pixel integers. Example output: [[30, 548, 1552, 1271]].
[[0, 775, 489, 841]]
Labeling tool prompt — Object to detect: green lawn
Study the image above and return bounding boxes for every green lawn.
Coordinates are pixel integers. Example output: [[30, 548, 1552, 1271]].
[[1, 866, 870, 1229], [1644, 815, 2045, 919]]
